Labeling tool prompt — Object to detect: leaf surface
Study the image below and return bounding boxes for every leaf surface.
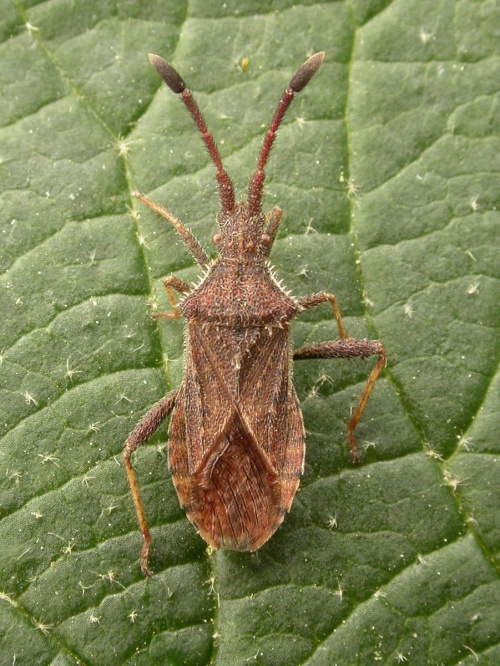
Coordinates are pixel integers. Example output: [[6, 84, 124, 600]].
[[0, 1, 498, 664]]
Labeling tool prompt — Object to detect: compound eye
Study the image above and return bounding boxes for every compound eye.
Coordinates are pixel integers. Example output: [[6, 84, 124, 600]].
[[261, 233, 271, 245], [212, 233, 222, 245]]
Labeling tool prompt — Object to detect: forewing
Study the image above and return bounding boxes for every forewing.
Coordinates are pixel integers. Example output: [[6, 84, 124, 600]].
[[168, 323, 305, 550], [237, 326, 305, 476]]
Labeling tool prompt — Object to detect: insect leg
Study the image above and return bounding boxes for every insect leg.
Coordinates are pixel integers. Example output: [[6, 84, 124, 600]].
[[123, 389, 179, 575], [152, 275, 191, 320], [293, 337, 386, 463], [298, 292, 348, 339], [133, 191, 210, 269]]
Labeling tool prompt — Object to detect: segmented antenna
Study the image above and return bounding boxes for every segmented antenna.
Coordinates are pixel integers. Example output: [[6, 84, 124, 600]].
[[149, 54, 236, 213], [248, 52, 325, 215]]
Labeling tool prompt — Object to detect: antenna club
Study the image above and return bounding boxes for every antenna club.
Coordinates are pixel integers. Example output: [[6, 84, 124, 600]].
[[290, 51, 325, 93], [149, 53, 186, 94]]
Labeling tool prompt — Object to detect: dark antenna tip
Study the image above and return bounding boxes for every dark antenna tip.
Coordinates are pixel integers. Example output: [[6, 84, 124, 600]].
[[290, 51, 325, 93], [148, 53, 186, 94]]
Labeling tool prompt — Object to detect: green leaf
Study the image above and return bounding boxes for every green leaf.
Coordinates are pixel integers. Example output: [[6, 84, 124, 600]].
[[1, 1, 498, 665]]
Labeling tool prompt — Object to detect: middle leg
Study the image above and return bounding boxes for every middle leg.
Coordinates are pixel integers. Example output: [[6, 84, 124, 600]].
[[294, 339, 386, 462], [124, 389, 179, 575], [295, 292, 386, 462]]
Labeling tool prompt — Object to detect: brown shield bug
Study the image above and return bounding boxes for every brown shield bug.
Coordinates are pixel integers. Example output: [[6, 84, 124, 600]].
[[124, 52, 386, 575]]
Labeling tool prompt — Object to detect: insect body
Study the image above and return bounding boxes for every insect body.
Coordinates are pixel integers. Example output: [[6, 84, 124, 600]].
[[124, 52, 386, 575]]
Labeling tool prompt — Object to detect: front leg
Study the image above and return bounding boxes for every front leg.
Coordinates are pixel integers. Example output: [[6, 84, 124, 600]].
[[123, 389, 179, 575], [298, 292, 348, 340], [295, 292, 386, 462], [133, 191, 209, 269], [152, 275, 191, 320]]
